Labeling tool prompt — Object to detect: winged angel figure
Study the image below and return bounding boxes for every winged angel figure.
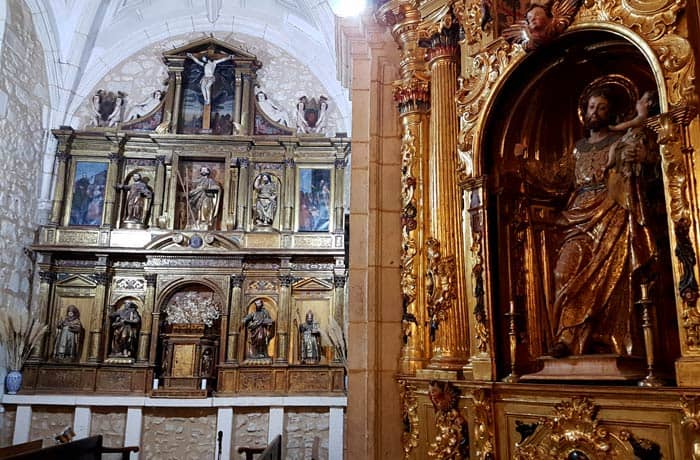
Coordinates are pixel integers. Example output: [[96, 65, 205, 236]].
[[502, 0, 582, 51]]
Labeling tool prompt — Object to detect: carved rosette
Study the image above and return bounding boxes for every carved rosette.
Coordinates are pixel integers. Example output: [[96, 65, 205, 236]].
[[472, 389, 495, 459], [428, 381, 469, 459], [398, 379, 419, 458]]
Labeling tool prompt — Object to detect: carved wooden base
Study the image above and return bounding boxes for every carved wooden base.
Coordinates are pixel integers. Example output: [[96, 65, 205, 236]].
[[216, 365, 345, 395], [22, 364, 150, 394], [398, 377, 700, 460], [520, 354, 646, 381]]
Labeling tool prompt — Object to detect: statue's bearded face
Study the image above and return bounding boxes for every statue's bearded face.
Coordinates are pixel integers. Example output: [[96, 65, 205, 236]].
[[584, 95, 611, 131]]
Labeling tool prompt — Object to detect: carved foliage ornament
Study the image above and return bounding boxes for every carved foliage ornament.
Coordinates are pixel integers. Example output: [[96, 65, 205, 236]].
[[400, 128, 419, 346], [425, 238, 457, 342], [427, 381, 469, 459], [513, 397, 661, 459], [472, 389, 495, 459], [398, 379, 419, 458]]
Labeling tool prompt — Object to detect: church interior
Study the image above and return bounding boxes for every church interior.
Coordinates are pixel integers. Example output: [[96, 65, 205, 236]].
[[1, 0, 700, 459]]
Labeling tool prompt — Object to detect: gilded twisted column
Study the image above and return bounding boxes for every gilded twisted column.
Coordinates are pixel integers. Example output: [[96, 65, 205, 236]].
[[423, 15, 469, 369], [376, 1, 430, 374]]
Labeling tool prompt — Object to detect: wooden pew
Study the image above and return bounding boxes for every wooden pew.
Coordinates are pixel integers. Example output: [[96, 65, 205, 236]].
[[1, 435, 138, 460], [0, 439, 43, 459], [237, 434, 281, 460]]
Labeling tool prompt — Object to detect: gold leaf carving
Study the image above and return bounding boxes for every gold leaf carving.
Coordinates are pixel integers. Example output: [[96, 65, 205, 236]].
[[428, 381, 468, 459], [472, 389, 495, 459], [398, 379, 419, 458], [590, 0, 684, 41]]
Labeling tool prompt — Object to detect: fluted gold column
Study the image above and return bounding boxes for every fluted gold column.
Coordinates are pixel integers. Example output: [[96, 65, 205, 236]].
[[227, 274, 245, 363], [102, 138, 125, 228], [283, 149, 295, 231], [423, 17, 469, 370], [377, 1, 431, 374], [138, 274, 157, 363]]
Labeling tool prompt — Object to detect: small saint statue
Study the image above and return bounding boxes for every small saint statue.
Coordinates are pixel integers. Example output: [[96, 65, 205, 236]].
[[109, 301, 141, 359], [242, 299, 275, 360], [187, 166, 221, 230], [186, 52, 233, 106], [115, 172, 153, 228], [299, 311, 321, 364], [253, 173, 278, 226], [53, 305, 83, 361]]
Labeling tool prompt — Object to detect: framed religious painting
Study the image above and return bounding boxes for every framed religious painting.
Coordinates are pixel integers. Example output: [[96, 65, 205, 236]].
[[296, 168, 332, 232], [68, 161, 109, 226]]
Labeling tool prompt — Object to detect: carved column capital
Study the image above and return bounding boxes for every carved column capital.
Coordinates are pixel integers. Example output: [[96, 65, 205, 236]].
[[39, 271, 56, 284], [230, 274, 246, 288], [145, 274, 157, 287], [155, 155, 167, 165], [393, 79, 430, 115], [333, 275, 347, 289], [419, 15, 461, 63], [56, 151, 72, 162], [279, 274, 294, 287], [334, 158, 346, 169], [91, 272, 110, 286], [284, 158, 296, 169], [238, 157, 250, 168]]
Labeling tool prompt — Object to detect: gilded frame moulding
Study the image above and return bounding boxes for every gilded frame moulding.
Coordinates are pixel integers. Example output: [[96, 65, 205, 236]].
[[398, 379, 420, 458], [513, 397, 661, 459]]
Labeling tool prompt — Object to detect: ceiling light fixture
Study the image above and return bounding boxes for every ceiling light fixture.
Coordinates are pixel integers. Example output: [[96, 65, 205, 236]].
[[328, 0, 368, 18]]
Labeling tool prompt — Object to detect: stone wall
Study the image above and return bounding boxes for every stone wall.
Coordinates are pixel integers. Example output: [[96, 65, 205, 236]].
[[0, 406, 16, 447], [142, 408, 217, 460], [29, 407, 72, 447], [231, 409, 268, 454], [90, 408, 126, 448], [0, 0, 49, 314], [72, 31, 342, 135], [285, 409, 329, 459]]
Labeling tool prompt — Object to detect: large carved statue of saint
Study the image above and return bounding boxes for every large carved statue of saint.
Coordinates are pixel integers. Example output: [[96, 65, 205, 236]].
[[242, 299, 275, 361], [188, 166, 221, 230], [53, 305, 83, 361], [527, 76, 660, 358], [108, 301, 141, 359], [253, 173, 278, 226], [116, 172, 153, 228]]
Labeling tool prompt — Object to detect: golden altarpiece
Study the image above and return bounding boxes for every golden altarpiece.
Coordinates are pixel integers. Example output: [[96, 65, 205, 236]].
[[24, 38, 347, 398], [376, 0, 700, 458]]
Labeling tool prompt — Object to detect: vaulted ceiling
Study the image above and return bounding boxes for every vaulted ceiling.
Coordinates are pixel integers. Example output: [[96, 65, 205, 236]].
[[21, 0, 349, 129]]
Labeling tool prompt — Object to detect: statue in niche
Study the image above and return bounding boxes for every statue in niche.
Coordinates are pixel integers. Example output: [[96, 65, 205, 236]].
[[186, 52, 233, 106], [519, 76, 661, 358], [255, 90, 290, 126], [125, 90, 164, 121], [502, 0, 581, 51], [115, 172, 153, 227], [187, 166, 221, 230], [109, 301, 141, 359], [200, 348, 214, 376], [253, 173, 278, 226], [296, 95, 329, 134], [299, 311, 321, 364], [242, 299, 275, 360], [90, 89, 126, 127], [53, 305, 83, 361]]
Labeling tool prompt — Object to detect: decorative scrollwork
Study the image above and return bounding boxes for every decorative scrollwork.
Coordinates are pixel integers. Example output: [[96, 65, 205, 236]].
[[456, 39, 524, 179], [398, 379, 419, 458], [472, 389, 495, 459], [428, 381, 468, 459], [454, 0, 485, 46], [514, 397, 639, 459], [426, 238, 457, 342]]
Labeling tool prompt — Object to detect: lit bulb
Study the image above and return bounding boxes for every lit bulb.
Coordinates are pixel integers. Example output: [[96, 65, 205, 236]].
[[328, 0, 367, 17]]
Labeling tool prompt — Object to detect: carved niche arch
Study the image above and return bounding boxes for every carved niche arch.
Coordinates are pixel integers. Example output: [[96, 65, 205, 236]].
[[478, 28, 679, 379]]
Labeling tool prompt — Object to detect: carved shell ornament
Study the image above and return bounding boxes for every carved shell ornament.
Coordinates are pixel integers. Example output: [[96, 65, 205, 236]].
[[503, 0, 583, 51]]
